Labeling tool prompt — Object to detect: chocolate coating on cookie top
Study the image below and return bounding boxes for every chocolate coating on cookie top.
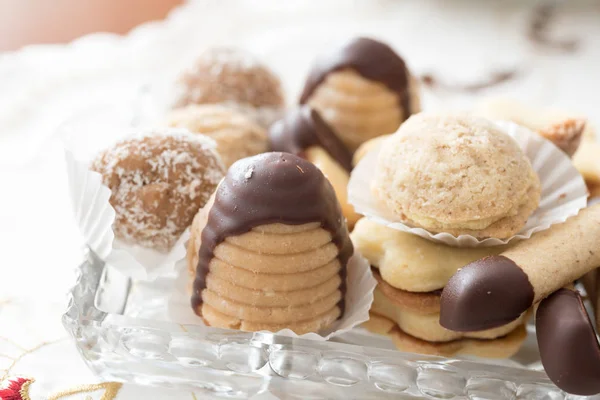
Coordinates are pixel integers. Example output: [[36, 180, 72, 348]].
[[299, 37, 412, 117], [440, 255, 535, 331], [191, 152, 353, 313], [269, 106, 353, 171], [536, 289, 600, 396]]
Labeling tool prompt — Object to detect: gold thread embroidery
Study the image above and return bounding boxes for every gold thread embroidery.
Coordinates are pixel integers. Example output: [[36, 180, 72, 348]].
[[19, 378, 34, 400], [191, 392, 198, 400], [0, 340, 64, 383], [179, 324, 189, 332], [0, 336, 26, 351], [47, 382, 123, 400]]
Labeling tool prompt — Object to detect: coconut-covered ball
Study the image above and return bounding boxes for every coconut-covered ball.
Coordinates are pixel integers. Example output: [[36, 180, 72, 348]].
[[173, 47, 285, 127], [91, 129, 225, 251]]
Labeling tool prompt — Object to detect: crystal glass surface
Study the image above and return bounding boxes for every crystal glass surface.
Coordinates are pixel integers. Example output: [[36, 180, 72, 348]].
[[63, 248, 599, 399]]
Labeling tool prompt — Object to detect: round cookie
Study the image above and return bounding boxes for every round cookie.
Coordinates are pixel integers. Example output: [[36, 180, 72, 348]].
[[300, 37, 420, 152], [173, 47, 285, 127], [91, 129, 225, 251], [372, 113, 541, 239], [167, 104, 268, 167], [189, 152, 353, 334]]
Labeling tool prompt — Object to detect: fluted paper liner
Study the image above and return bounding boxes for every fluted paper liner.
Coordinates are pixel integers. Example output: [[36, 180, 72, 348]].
[[348, 120, 588, 247], [166, 201, 376, 341], [65, 149, 188, 280]]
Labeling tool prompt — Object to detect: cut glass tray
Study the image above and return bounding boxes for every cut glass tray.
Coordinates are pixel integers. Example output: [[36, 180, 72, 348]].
[[62, 248, 598, 399]]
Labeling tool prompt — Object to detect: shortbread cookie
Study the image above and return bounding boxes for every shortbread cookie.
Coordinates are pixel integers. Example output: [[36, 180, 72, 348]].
[[536, 288, 600, 396], [574, 141, 600, 190], [441, 204, 600, 331], [363, 312, 527, 358], [167, 105, 268, 167], [91, 129, 225, 251], [270, 106, 360, 227], [300, 37, 420, 151], [476, 98, 587, 156], [173, 47, 285, 127], [189, 152, 353, 334], [353, 134, 390, 167], [351, 219, 507, 292], [372, 285, 525, 343], [372, 113, 541, 239]]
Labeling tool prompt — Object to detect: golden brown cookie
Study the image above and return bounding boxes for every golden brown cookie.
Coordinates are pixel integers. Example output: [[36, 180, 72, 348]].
[[167, 104, 268, 167], [364, 312, 527, 358]]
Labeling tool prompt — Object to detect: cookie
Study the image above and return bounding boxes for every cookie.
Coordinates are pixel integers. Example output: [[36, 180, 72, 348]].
[[91, 129, 225, 251], [536, 288, 600, 396], [189, 152, 353, 334], [440, 204, 600, 331], [363, 312, 527, 358], [352, 134, 390, 167], [173, 47, 285, 127], [269, 106, 360, 227], [372, 283, 526, 343], [351, 218, 507, 292], [574, 141, 600, 190], [372, 113, 541, 239], [300, 37, 420, 151], [476, 98, 587, 156], [167, 104, 268, 167]]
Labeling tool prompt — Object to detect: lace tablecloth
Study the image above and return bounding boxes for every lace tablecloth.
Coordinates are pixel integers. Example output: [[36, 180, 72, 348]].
[[1, 0, 599, 398]]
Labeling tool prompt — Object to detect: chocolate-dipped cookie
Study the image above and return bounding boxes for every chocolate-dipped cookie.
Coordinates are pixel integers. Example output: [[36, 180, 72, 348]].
[[440, 204, 600, 332], [300, 37, 420, 152], [269, 106, 360, 227], [190, 152, 353, 334], [536, 288, 600, 396]]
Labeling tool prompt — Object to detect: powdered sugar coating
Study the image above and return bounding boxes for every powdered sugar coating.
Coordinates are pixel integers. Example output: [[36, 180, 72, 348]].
[[173, 47, 285, 114], [91, 129, 225, 251]]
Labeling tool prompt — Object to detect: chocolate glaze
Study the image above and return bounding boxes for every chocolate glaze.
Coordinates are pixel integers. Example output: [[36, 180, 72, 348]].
[[269, 106, 353, 171], [536, 289, 600, 396], [191, 152, 353, 317], [299, 37, 412, 118], [439, 255, 535, 332]]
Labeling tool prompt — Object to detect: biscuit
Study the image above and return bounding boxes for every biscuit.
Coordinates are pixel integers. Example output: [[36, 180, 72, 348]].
[[363, 312, 527, 358], [441, 204, 600, 331], [476, 98, 587, 156], [269, 106, 360, 227], [352, 134, 390, 167], [189, 152, 353, 334], [167, 104, 268, 167], [372, 286, 526, 343], [300, 37, 420, 151], [351, 219, 507, 292], [91, 129, 225, 251], [536, 288, 600, 396], [573, 142, 600, 189], [372, 113, 541, 239]]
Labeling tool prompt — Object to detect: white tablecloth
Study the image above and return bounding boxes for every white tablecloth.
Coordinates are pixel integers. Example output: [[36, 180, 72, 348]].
[[1, 0, 599, 398]]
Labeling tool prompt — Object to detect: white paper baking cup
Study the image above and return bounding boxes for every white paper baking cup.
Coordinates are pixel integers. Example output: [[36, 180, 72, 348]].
[[348, 120, 589, 247], [167, 252, 375, 341], [65, 149, 188, 280]]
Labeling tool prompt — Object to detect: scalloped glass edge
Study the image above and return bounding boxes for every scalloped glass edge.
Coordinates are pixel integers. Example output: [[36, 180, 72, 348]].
[[61, 247, 594, 400]]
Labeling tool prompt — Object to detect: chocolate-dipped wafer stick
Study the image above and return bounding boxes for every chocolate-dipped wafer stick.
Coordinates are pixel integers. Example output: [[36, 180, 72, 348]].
[[440, 204, 600, 331], [536, 288, 600, 396]]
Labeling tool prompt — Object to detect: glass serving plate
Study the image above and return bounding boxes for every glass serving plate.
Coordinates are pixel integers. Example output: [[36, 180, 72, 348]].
[[63, 248, 597, 399]]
